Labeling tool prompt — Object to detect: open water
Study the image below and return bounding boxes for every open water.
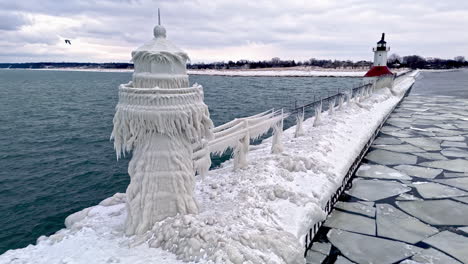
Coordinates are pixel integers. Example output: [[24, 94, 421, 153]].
[[0, 69, 361, 254]]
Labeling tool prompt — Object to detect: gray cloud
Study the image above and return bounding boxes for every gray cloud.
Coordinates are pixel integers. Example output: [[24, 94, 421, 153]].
[[0, 0, 467, 63], [0, 12, 30, 31]]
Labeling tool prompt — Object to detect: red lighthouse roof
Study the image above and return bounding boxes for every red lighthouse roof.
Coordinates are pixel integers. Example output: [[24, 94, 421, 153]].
[[364, 66, 393, 77]]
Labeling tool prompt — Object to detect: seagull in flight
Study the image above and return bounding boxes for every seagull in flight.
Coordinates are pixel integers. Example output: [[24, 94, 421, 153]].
[[65, 39, 71, 45]]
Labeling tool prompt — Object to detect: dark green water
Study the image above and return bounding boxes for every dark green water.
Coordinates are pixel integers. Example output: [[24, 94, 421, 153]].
[[0, 69, 361, 254]]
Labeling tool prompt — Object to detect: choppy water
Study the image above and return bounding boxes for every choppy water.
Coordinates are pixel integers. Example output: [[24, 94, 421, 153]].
[[0, 69, 361, 254]]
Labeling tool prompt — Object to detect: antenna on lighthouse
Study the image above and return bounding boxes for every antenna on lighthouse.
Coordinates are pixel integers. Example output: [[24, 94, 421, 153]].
[[158, 8, 161, 26]]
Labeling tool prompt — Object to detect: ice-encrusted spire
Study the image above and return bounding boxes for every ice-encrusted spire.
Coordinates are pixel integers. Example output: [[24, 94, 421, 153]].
[[153, 8, 166, 39]]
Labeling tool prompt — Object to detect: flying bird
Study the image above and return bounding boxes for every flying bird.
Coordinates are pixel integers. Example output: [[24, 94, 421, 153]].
[[65, 39, 71, 45]]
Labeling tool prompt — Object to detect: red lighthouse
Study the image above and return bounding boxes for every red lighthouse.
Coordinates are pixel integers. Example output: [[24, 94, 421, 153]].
[[364, 33, 393, 77]]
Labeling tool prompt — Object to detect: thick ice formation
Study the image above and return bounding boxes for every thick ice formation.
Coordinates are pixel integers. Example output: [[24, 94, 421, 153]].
[[111, 23, 213, 235]]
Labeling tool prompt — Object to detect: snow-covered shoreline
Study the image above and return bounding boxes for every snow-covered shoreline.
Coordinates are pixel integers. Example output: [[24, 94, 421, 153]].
[[187, 69, 368, 77], [0, 72, 418, 264]]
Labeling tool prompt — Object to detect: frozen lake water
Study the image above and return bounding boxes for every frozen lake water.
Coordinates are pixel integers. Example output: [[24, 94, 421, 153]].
[[308, 70, 468, 264]]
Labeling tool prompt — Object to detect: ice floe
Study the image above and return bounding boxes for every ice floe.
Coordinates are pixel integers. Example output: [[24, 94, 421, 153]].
[[374, 144, 426, 153], [365, 149, 418, 165], [419, 159, 468, 173], [396, 200, 468, 225], [412, 182, 468, 199], [346, 179, 411, 201], [441, 141, 467, 148], [305, 251, 327, 264], [433, 177, 468, 191], [334, 201, 376, 217], [393, 165, 442, 179], [335, 256, 356, 264], [356, 164, 411, 180], [401, 137, 441, 151], [310, 242, 331, 256], [327, 229, 422, 264], [323, 210, 376, 235], [373, 136, 403, 145], [434, 136, 466, 142], [376, 204, 439, 244], [396, 193, 422, 201], [453, 197, 468, 204], [441, 148, 468, 158], [411, 248, 462, 264], [413, 152, 448, 161], [423, 231, 468, 263], [444, 172, 468, 178]]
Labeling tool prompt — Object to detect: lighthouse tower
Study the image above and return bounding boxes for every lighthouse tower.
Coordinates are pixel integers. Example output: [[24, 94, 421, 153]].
[[111, 11, 214, 235], [364, 33, 393, 77]]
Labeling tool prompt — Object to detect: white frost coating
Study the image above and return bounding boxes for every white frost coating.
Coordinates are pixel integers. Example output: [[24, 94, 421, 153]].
[[313, 101, 322, 127], [111, 22, 214, 235], [338, 95, 345, 110], [1, 73, 418, 264], [294, 108, 305, 138], [272, 110, 285, 154], [328, 98, 336, 116], [208, 112, 284, 156]]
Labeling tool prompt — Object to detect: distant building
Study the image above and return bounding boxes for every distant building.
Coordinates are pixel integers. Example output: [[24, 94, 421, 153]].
[[364, 33, 395, 89]]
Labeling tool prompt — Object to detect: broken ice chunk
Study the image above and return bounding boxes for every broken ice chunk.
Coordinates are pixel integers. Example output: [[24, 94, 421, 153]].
[[323, 210, 376, 236], [376, 204, 439, 244], [423, 231, 468, 263], [327, 229, 422, 264], [393, 165, 442, 179], [356, 164, 411, 180], [346, 179, 411, 201], [365, 150, 418, 165], [396, 200, 468, 226], [412, 182, 468, 199]]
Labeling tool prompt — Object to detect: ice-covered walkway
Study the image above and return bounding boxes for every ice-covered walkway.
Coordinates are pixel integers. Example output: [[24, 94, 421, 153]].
[[309, 70, 468, 264]]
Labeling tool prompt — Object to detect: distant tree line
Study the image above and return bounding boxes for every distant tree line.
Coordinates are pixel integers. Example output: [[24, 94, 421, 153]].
[[387, 54, 467, 69], [1, 55, 466, 70], [0, 62, 133, 69], [187, 58, 373, 70]]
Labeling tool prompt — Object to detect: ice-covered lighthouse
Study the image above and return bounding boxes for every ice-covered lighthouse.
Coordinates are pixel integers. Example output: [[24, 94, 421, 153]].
[[364, 33, 395, 88], [111, 11, 214, 235]]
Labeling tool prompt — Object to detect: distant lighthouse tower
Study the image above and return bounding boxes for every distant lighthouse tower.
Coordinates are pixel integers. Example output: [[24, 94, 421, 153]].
[[364, 33, 393, 77], [364, 33, 395, 89]]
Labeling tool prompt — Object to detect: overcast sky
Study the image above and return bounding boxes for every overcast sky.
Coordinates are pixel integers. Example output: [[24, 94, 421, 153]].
[[1, 0, 467, 63]]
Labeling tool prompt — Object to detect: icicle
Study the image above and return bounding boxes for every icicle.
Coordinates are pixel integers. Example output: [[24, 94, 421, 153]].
[[233, 120, 249, 171], [193, 139, 211, 180], [271, 109, 284, 154], [313, 101, 322, 127], [328, 98, 335, 116], [338, 94, 345, 110], [294, 107, 305, 138]]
